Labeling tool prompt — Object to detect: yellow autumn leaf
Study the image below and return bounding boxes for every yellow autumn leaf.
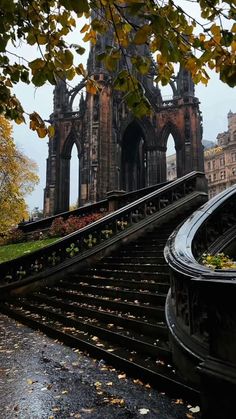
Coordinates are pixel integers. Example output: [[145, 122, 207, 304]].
[[37, 126, 48, 138], [48, 125, 55, 138], [86, 79, 97, 95], [231, 41, 236, 53], [80, 23, 90, 33], [211, 24, 221, 36]]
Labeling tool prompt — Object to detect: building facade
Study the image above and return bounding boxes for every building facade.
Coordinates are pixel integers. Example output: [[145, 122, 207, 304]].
[[166, 111, 236, 198], [44, 26, 204, 216], [204, 111, 236, 198]]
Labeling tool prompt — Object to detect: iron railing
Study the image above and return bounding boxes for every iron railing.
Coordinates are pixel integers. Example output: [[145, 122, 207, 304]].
[[1, 172, 207, 291]]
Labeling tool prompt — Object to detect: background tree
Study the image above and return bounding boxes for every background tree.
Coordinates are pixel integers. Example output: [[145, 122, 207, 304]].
[[0, 115, 39, 233], [0, 0, 235, 128]]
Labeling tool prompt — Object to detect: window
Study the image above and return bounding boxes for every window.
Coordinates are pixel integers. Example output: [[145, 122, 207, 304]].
[[213, 173, 217, 181], [207, 161, 211, 170], [208, 174, 211, 183], [220, 171, 225, 180], [212, 160, 216, 169], [220, 156, 225, 166], [231, 152, 236, 162], [232, 167, 236, 176]]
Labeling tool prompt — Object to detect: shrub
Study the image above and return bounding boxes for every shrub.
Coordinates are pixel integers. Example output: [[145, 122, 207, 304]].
[[49, 217, 66, 237], [202, 252, 236, 270], [48, 212, 107, 237], [4, 228, 25, 244], [31, 230, 44, 241]]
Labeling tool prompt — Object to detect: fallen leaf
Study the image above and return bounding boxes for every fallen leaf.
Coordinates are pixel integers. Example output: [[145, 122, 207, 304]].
[[118, 373, 126, 379], [139, 408, 150, 415], [52, 407, 60, 412], [189, 406, 200, 413], [27, 379, 36, 385], [175, 399, 184, 405], [133, 379, 143, 385], [106, 382, 113, 386], [110, 398, 125, 405], [80, 408, 95, 413]]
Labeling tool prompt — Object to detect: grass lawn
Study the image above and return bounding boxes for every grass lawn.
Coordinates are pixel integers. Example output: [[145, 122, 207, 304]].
[[0, 238, 59, 263]]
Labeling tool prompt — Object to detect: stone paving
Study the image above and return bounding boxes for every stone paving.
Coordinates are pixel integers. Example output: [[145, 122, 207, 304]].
[[0, 314, 201, 419]]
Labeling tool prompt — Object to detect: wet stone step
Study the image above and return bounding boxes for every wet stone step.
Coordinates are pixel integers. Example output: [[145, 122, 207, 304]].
[[84, 269, 170, 281], [94, 263, 170, 273], [3, 303, 172, 374], [0, 303, 197, 400], [58, 281, 167, 305], [102, 256, 166, 264], [118, 250, 165, 257], [15, 300, 171, 360], [67, 275, 170, 293], [39, 288, 166, 321], [30, 292, 167, 334]]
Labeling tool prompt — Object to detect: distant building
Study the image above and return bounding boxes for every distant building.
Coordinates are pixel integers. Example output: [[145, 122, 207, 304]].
[[204, 111, 236, 198], [166, 111, 236, 198], [166, 154, 177, 181]]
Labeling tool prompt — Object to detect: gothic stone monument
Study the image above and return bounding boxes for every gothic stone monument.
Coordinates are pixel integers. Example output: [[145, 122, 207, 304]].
[[44, 29, 204, 216]]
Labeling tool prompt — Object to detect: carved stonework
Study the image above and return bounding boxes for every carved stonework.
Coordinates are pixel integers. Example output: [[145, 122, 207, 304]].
[[44, 28, 204, 216]]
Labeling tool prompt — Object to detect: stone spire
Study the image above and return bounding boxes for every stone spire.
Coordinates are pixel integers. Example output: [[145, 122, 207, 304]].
[[53, 77, 69, 113]]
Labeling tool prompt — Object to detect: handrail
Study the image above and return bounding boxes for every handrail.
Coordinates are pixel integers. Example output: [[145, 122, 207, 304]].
[[18, 181, 170, 234], [164, 183, 236, 413], [165, 184, 236, 280], [0, 171, 207, 290]]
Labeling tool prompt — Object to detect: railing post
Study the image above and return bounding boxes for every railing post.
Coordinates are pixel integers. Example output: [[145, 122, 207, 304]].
[[106, 190, 126, 212], [195, 173, 208, 194]]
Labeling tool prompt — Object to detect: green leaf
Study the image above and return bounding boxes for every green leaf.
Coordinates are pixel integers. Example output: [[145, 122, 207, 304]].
[[70, 0, 89, 14], [32, 71, 47, 87], [64, 49, 74, 67], [113, 71, 130, 92]]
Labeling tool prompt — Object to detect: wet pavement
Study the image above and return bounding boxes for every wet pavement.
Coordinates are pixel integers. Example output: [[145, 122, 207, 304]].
[[0, 314, 201, 419]]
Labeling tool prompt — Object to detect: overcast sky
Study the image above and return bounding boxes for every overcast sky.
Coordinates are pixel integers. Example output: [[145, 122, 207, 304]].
[[12, 3, 235, 213]]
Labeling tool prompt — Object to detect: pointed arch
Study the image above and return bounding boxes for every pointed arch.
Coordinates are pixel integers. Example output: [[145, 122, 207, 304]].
[[61, 127, 82, 159], [119, 116, 156, 149], [159, 122, 183, 151], [120, 120, 147, 191]]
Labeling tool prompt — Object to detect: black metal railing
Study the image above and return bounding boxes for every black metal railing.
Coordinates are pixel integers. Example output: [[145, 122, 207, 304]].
[[18, 181, 170, 235], [1, 172, 207, 290], [165, 183, 236, 417]]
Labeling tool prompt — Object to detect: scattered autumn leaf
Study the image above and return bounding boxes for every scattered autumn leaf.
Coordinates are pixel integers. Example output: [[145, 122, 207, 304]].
[[189, 406, 200, 413], [175, 399, 184, 404], [139, 408, 150, 415], [110, 398, 125, 405]]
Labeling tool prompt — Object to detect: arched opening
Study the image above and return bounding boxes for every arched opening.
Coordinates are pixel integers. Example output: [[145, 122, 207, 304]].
[[166, 134, 177, 181], [69, 144, 80, 208], [121, 122, 147, 191]]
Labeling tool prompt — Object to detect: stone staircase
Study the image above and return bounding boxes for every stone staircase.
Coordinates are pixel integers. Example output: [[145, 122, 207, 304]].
[[0, 220, 199, 402]]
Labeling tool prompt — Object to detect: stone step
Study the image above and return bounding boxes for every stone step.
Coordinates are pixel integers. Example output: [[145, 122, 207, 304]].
[[94, 262, 170, 273], [64, 274, 170, 293], [0, 302, 199, 402], [43, 287, 166, 321], [102, 256, 165, 264], [29, 292, 169, 337], [58, 280, 167, 305], [85, 268, 170, 281]]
